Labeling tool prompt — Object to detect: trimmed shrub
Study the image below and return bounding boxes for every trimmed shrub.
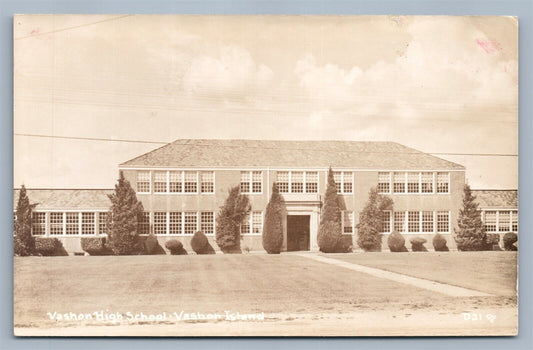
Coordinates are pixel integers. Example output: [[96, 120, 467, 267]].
[[143, 234, 165, 255], [387, 231, 408, 252], [357, 187, 394, 252], [262, 183, 284, 254], [503, 232, 518, 251], [81, 237, 112, 255], [165, 239, 188, 255], [191, 231, 215, 254], [35, 237, 68, 256], [410, 237, 428, 252], [318, 221, 343, 253], [335, 235, 354, 253], [432, 233, 449, 252], [485, 233, 502, 251], [317, 168, 343, 253]]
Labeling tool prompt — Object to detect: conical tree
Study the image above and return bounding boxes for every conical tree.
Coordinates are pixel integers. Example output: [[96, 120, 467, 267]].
[[216, 185, 250, 253], [106, 171, 145, 255], [317, 167, 343, 253], [14, 185, 36, 256], [357, 187, 393, 252], [454, 184, 487, 251], [262, 182, 284, 254]]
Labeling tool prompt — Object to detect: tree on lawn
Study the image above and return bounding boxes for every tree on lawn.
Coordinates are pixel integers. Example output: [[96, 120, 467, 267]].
[[356, 187, 393, 252], [14, 185, 36, 256], [317, 167, 343, 253], [262, 182, 284, 254], [106, 171, 145, 255], [216, 185, 250, 254], [454, 184, 487, 251]]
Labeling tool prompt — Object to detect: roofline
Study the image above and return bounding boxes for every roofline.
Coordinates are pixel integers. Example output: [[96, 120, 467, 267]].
[[118, 165, 466, 171], [471, 189, 518, 191]]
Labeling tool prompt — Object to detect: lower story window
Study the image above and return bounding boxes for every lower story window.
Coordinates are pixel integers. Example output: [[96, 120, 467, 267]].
[[437, 211, 450, 233], [252, 212, 263, 234], [138, 212, 150, 235], [408, 211, 420, 232], [184, 212, 197, 234], [484, 211, 497, 232], [154, 212, 167, 235], [81, 212, 95, 235], [421, 211, 433, 233], [169, 212, 182, 234], [394, 212, 405, 232], [343, 211, 354, 234], [32, 212, 46, 235], [66, 213, 79, 235], [201, 212, 214, 234], [380, 211, 391, 233], [98, 212, 108, 235]]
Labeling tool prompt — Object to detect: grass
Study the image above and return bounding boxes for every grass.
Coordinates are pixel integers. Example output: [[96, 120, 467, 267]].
[[14, 252, 517, 328], [328, 251, 517, 295]]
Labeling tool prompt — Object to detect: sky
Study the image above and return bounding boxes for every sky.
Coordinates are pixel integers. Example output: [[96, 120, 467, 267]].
[[14, 15, 518, 189]]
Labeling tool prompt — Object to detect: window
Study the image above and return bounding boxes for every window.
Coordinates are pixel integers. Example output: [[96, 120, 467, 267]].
[[241, 213, 251, 234], [421, 172, 434, 193], [378, 172, 391, 193], [169, 212, 182, 234], [380, 211, 391, 233], [277, 171, 289, 193], [66, 213, 79, 235], [138, 212, 150, 234], [408, 211, 420, 232], [437, 211, 450, 232], [240, 172, 250, 193], [169, 171, 182, 192], [393, 172, 406, 193], [498, 211, 510, 232], [394, 211, 406, 232], [421, 211, 434, 233], [184, 212, 197, 234], [200, 171, 214, 193], [305, 172, 318, 193], [137, 171, 150, 193], [82, 212, 95, 235], [154, 171, 167, 193], [98, 212, 108, 235], [484, 211, 497, 232], [511, 210, 518, 232], [333, 172, 342, 193], [184, 171, 198, 193], [252, 212, 263, 234], [50, 213, 63, 235], [333, 171, 353, 194], [32, 212, 46, 235], [252, 171, 262, 193], [154, 212, 167, 235], [201, 212, 214, 234], [343, 211, 354, 234], [407, 173, 420, 193], [437, 172, 449, 193], [291, 172, 304, 193]]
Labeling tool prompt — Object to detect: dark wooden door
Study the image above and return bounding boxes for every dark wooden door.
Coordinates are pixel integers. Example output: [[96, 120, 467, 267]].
[[286, 215, 310, 251]]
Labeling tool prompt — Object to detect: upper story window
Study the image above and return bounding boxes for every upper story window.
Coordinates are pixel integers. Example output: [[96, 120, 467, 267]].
[[137, 171, 151, 193], [277, 171, 319, 194], [240, 171, 262, 193], [333, 171, 353, 194], [169, 171, 182, 193], [184, 171, 198, 193], [153, 171, 167, 193], [381, 171, 449, 194], [200, 171, 214, 193]]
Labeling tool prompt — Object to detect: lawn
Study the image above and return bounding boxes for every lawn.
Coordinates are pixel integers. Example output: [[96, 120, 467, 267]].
[[328, 251, 517, 295], [14, 252, 518, 335]]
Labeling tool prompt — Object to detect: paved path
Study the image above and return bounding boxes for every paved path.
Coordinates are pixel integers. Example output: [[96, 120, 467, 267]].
[[297, 254, 491, 297]]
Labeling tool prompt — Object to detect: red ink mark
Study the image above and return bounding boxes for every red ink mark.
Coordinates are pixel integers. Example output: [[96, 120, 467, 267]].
[[475, 39, 501, 54], [30, 28, 39, 35]]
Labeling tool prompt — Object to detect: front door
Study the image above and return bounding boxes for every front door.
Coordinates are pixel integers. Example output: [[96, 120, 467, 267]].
[[286, 215, 310, 251]]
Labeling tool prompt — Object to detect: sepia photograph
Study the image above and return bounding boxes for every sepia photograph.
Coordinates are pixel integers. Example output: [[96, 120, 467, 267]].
[[13, 15, 518, 336]]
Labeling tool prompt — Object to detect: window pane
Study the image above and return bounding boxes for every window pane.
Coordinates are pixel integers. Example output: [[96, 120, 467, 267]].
[[407, 172, 419, 193], [511, 210, 518, 232], [200, 171, 214, 193], [154, 212, 167, 235], [252, 212, 263, 234], [498, 211, 510, 232], [394, 212, 405, 232], [252, 171, 262, 193], [138, 212, 150, 235], [153, 171, 167, 193], [408, 211, 420, 232], [201, 212, 214, 234], [184, 212, 197, 234], [421, 211, 433, 232], [378, 172, 390, 193], [305, 172, 318, 193], [277, 172, 289, 193], [184, 171, 197, 193], [380, 211, 391, 233], [421, 172, 433, 193], [333, 172, 342, 193], [98, 212, 108, 235], [241, 213, 250, 234], [291, 172, 304, 193], [343, 172, 353, 193], [343, 211, 353, 233], [32, 212, 46, 235], [66, 212, 79, 235], [137, 171, 151, 192], [393, 172, 406, 193], [169, 171, 182, 192], [81, 212, 95, 235], [50, 213, 63, 235], [437, 172, 449, 193], [169, 212, 182, 234], [437, 211, 450, 233], [240, 171, 250, 193], [484, 211, 497, 232]]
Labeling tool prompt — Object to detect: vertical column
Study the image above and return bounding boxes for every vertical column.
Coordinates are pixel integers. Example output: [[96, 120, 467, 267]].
[[45, 212, 50, 237], [78, 212, 82, 235]]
